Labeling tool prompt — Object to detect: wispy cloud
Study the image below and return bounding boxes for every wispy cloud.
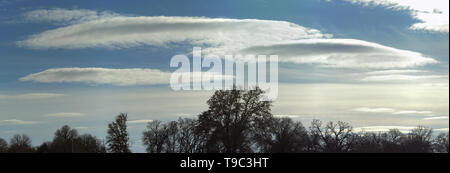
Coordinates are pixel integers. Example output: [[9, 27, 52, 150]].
[[22, 8, 120, 24], [46, 112, 86, 117], [19, 67, 233, 86], [343, 0, 449, 33], [128, 119, 153, 124], [354, 126, 418, 133], [0, 119, 38, 125], [393, 110, 434, 115], [361, 74, 447, 82], [365, 70, 426, 75], [0, 93, 65, 99], [435, 128, 449, 132], [20, 67, 171, 86], [353, 107, 434, 116], [423, 116, 449, 120], [353, 107, 396, 113], [274, 114, 302, 118]]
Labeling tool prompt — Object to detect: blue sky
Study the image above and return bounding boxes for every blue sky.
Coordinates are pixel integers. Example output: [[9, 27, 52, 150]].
[[0, 0, 448, 152]]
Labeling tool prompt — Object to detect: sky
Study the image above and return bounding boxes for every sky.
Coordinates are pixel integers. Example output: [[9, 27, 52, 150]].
[[0, 0, 448, 152]]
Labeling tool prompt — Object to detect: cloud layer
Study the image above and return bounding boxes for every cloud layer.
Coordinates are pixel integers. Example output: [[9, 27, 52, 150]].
[[22, 8, 120, 24], [19, 67, 233, 86], [46, 112, 86, 117], [17, 14, 329, 52], [0, 119, 38, 125], [0, 93, 65, 99], [16, 9, 440, 71], [19, 67, 171, 86], [240, 39, 437, 69], [353, 107, 434, 115]]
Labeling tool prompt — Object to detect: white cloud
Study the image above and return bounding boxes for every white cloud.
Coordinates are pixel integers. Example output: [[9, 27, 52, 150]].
[[344, 0, 449, 32], [19, 67, 233, 86], [17, 15, 330, 52], [0, 119, 38, 125], [274, 114, 302, 118], [20, 67, 172, 86], [17, 9, 440, 70], [424, 116, 449, 120], [22, 8, 120, 24], [128, 119, 153, 124], [353, 107, 434, 115], [361, 74, 447, 82], [392, 110, 433, 115], [354, 126, 418, 133], [0, 93, 65, 99], [353, 107, 396, 113], [46, 112, 86, 117], [239, 39, 437, 69], [435, 128, 449, 132], [365, 70, 425, 75]]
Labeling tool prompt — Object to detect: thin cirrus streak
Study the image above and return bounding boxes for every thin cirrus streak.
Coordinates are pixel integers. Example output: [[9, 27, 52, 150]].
[[46, 112, 86, 117], [424, 116, 449, 120], [0, 93, 66, 99], [19, 67, 234, 86], [0, 119, 39, 125], [353, 107, 434, 116]]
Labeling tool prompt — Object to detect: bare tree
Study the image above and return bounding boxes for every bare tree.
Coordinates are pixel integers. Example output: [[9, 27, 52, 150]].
[[51, 125, 79, 152], [75, 134, 106, 153], [353, 132, 384, 152], [36, 141, 52, 153], [309, 120, 355, 152], [433, 132, 449, 153], [403, 126, 433, 153], [8, 134, 33, 153], [106, 113, 131, 153], [142, 120, 168, 153], [177, 118, 205, 153], [377, 129, 405, 152], [0, 138, 7, 153], [165, 121, 179, 153], [254, 118, 309, 153]]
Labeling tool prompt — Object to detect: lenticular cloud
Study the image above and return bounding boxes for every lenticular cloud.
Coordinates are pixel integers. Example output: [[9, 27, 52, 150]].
[[17, 16, 330, 53], [17, 9, 438, 69]]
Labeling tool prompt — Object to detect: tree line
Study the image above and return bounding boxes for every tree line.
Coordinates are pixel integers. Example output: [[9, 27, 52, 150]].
[[0, 88, 448, 153]]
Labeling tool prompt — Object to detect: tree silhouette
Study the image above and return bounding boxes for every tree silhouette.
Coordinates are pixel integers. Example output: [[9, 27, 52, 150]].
[[35, 125, 105, 153], [403, 126, 433, 153], [434, 132, 449, 153], [142, 118, 206, 153], [254, 118, 310, 153], [76, 134, 106, 153], [1, 88, 448, 153], [196, 87, 273, 153], [51, 125, 79, 152], [8, 134, 33, 153], [177, 118, 205, 153], [106, 113, 131, 153], [353, 132, 384, 152], [309, 120, 355, 152], [142, 120, 169, 153], [0, 138, 7, 153]]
